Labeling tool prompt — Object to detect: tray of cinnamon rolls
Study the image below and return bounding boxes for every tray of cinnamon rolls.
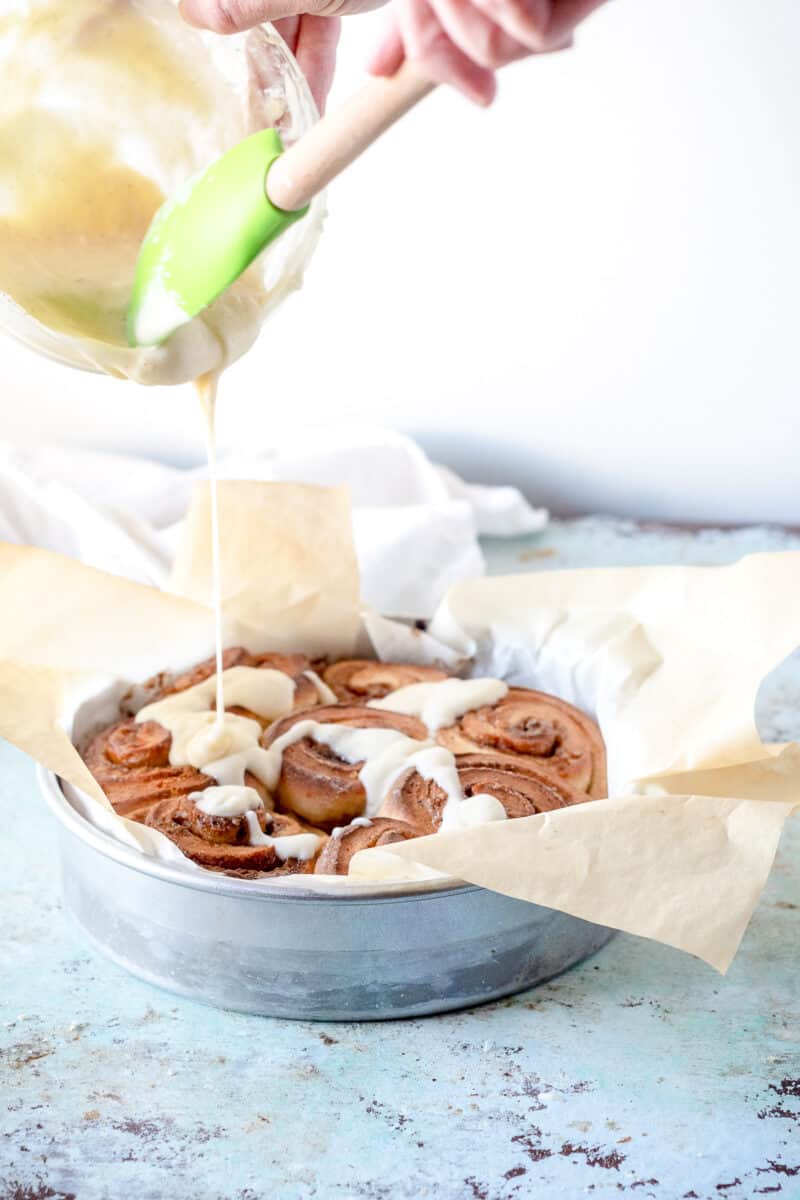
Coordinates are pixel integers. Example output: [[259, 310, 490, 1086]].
[[41, 649, 613, 1019], [78, 649, 607, 880]]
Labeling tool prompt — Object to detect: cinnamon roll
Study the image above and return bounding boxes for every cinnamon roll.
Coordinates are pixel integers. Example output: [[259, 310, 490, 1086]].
[[315, 818, 421, 875], [380, 753, 587, 837], [262, 705, 429, 831], [81, 654, 608, 881], [83, 719, 215, 820], [82, 718, 269, 821], [144, 794, 324, 877], [436, 688, 607, 799], [159, 647, 321, 715], [322, 659, 450, 705]]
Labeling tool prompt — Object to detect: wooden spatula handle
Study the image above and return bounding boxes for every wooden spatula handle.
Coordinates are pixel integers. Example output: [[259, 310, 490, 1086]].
[[266, 62, 436, 214]]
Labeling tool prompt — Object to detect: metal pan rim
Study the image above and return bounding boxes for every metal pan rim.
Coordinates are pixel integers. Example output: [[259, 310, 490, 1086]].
[[38, 766, 477, 906]]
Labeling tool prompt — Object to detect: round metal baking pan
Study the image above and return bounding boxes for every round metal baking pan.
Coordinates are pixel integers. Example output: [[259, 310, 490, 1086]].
[[41, 768, 614, 1020]]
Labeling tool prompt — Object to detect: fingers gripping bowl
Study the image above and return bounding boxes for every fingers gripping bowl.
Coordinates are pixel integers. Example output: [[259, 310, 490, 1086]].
[[45, 651, 615, 1018]]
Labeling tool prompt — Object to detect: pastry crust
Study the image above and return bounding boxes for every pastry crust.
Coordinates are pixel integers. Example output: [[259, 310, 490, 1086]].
[[380, 753, 588, 836], [262, 705, 428, 830], [315, 818, 421, 875], [144, 796, 324, 877], [83, 719, 213, 820], [82, 718, 270, 820], [157, 646, 321, 717], [436, 688, 607, 799], [322, 659, 450, 704]]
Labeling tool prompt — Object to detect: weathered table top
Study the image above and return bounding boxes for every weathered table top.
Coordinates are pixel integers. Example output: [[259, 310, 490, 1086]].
[[2, 517, 799, 1200]]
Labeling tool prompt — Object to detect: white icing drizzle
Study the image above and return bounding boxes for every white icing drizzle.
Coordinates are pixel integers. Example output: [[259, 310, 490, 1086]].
[[136, 666, 295, 767], [398, 745, 508, 831], [189, 380, 328, 863], [204, 746, 279, 789], [191, 783, 321, 859], [244, 811, 321, 862], [353, 731, 434, 815], [192, 785, 264, 817], [181, 713, 261, 769], [369, 678, 509, 733], [143, 667, 515, 838], [206, 721, 428, 815], [438, 791, 507, 831], [331, 816, 373, 838], [197, 374, 226, 730], [204, 714, 511, 829], [304, 669, 337, 705], [191, 783, 322, 860]]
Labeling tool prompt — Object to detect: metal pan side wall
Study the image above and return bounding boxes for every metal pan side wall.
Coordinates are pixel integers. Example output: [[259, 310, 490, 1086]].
[[43, 769, 614, 1020]]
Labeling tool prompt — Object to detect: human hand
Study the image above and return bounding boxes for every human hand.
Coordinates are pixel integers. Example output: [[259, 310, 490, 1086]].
[[272, 14, 341, 112], [180, 3, 346, 113], [367, 0, 610, 104], [180, 0, 609, 110]]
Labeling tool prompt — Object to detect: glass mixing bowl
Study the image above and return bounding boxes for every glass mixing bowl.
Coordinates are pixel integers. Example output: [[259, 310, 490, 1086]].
[[0, 1, 323, 384]]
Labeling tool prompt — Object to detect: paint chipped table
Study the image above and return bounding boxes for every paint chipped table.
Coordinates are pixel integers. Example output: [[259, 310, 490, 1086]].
[[2, 517, 799, 1200]]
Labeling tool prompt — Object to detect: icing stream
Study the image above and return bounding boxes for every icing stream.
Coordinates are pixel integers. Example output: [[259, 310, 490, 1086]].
[[197, 372, 226, 729], [136, 665, 295, 766]]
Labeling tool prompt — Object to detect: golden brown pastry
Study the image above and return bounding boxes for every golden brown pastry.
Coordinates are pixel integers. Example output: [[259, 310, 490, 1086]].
[[322, 659, 450, 704], [380, 753, 587, 837], [82, 719, 270, 821], [81, 650, 607, 880], [144, 795, 325, 877], [159, 646, 321, 715], [162, 646, 253, 694], [315, 817, 421, 875], [83, 719, 215, 820], [436, 688, 607, 799], [262, 705, 428, 831]]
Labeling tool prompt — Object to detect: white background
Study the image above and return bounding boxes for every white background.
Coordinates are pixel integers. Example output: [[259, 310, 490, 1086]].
[[1, 0, 797, 523]]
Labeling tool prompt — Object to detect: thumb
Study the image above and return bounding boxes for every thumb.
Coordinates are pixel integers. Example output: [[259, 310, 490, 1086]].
[[180, 0, 380, 30], [180, 0, 320, 32]]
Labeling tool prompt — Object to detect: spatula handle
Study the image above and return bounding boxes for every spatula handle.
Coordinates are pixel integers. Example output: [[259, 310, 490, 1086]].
[[266, 62, 436, 214]]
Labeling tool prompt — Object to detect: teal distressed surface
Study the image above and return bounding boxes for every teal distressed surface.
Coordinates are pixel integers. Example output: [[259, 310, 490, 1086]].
[[2, 517, 799, 1200]]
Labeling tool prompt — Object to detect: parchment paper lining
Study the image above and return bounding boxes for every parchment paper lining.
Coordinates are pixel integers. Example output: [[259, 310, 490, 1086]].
[[1, 481, 797, 971]]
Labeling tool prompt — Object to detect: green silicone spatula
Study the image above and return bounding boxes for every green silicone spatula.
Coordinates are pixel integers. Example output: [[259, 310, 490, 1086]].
[[127, 63, 436, 347]]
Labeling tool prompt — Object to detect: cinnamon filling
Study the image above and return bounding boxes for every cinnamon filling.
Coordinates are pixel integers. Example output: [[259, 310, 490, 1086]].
[[314, 817, 420, 875], [380, 756, 586, 837], [104, 720, 172, 767], [462, 709, 562, 757], [322, 659, 449, 704], [437, 688, 606, 798]]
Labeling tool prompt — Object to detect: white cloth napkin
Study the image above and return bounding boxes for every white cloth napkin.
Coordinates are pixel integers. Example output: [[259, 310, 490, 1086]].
[[0, 426, 546, 617]]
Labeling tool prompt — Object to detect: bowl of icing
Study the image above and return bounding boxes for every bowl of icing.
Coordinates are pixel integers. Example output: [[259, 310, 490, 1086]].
[[0, 0, 324, 386]]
